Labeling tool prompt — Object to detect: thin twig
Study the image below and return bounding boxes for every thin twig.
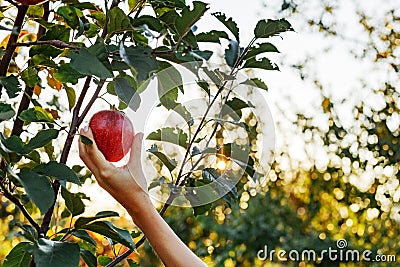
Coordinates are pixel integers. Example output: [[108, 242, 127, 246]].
[[14, 40, 79, 50], [77, 79, 106, 125], [5, 0, 19, 7]]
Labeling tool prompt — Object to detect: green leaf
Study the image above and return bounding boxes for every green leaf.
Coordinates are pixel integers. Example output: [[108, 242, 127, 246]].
[[0, 134, 25, 154], [87, 40, 113, 72], [127, 259, 140, 267], [61, 187, 85, 216], [41, 24, 71, 43], [128, 0, 140, 11], [202, 167, 239, 199], [193, 203, 212, 216], [157, 62, 183, 110], [243, 43, 279, 61], [196, 30, 229, 43], [173, 103, 192, 125], [148, 144, 177, 172], [80, 221, 136, 250], [80, 249, 97, 267], [0, 103, 15, 122], [132, 15, 163, 32], [147, 127, 188, 148], [19, 106, 54, 123], [80, 135, 93, 146], [17, 171, 55, 214], [107, 7, 133, 36], [74, 230, 97, 246], [72, 2, 99, 11], [119, 45, 158, 82], [221, 97, 254, 119], [27, 5, 44, 18], [185, 180, 220, 208], [15, 223, 37, 242], [57, 6, 81, 29], [21, 67, 39, 87], [175, 1, 209, 38], [243, 57, 279, 71], [98, 255, 113, 266], [74, 211, 119, 228], [88, 11, 106, 27], [114, 77, 141, 111], [0, 129, 58, 155], [219, 143, 256, 179], [254, 18, 294, 39], [69, 47, 113, 79], [33, 238, 80, 267], [241, 78, 268, 91], [34, 161, 81, 186], [224, 41, 241, 67], [212, 12, 240, 42], [24, 128, 59, 152], [54, 63, 85, 84], [30, 25, 70, 58], [0, 75, 21, 98], [3, 242, 32, 267], [65, 86, 76, 110]]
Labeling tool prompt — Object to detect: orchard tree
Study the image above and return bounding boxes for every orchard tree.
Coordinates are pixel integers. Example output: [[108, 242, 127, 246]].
[[0, 0, 293, 266]]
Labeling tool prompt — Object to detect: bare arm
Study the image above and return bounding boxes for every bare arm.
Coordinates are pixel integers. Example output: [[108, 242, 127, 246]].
[[78, 128, 206, 267]]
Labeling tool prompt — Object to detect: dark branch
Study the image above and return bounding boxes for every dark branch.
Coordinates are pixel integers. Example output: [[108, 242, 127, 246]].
[[10, 3, 50, 137], [14, 40, 79, 50], [0, 5, 28, 76], [77, 79, 105, 125]]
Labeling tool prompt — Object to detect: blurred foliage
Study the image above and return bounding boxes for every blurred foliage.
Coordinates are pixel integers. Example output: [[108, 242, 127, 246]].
[[0, 0, 292, 266]]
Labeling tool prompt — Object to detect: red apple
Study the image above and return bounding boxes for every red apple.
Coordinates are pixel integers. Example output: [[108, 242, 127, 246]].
[[89, 110, 134, 162]]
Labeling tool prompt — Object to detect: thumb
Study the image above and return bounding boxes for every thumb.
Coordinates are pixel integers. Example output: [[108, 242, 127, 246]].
[[127, 132, 145, 172]]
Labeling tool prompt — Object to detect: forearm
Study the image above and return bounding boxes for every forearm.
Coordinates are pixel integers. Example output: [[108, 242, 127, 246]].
[[124, 199, 206, 267]]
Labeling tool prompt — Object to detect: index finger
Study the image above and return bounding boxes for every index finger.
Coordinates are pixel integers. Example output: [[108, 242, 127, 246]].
[[78, 128, 114, 177]]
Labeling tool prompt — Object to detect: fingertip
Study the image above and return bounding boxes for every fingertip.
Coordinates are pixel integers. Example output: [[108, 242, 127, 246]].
[[135, 132, 144, 142]]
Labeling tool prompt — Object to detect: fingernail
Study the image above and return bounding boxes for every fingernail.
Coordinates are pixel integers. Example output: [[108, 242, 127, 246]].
[[83, 125, 89, 132]]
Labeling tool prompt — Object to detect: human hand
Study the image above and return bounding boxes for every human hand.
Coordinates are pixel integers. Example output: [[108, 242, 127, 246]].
[[78, 127, 151, 214]]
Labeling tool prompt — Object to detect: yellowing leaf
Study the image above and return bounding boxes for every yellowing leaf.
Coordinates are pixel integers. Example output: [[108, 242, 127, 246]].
[[33, 85, 41, 96], [0, 34, 10, 48], [47, 69, 62, 91], [45, 108, 60, 120]]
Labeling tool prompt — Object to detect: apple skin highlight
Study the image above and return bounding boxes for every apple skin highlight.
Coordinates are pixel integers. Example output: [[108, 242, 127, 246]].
[[89, 110, 135, 162]]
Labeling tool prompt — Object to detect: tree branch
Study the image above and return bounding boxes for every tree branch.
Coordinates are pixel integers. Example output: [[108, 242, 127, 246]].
[[39, 76, 92, 235], [11, 2, 50, 137], [14, 40, 79, 50], [0, 4, 28, 76], [0, 182, 41, 234], [77, 79, 105, 126]]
